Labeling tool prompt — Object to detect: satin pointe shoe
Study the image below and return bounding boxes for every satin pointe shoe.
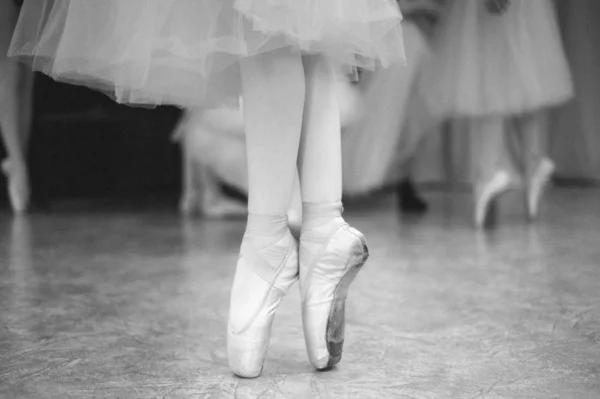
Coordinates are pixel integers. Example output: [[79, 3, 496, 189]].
[[474, 170, 518, 228], [227, 219, 299, 378], [300, 206, 369, 370], [526, 157, 555, 220], [2, 158, 30, 215]]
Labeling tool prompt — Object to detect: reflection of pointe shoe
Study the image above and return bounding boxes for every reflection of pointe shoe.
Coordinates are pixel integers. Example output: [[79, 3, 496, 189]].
[[2, 158, 30, 215], [527, 158, 555, 220], [300, 215, 369, 370], [227, 224, 298, 378], [474, 171, 516, 228]]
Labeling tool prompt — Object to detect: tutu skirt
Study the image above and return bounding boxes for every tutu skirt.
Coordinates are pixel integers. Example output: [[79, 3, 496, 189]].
[[419, 0, 574, 118], [8, 0, 405, 108], [173, 20, 429, 197]]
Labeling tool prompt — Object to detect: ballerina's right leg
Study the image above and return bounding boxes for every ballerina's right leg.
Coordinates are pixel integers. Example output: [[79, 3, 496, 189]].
[[227, 47, 305, 378], [515, 110, 555, 219], [0, 61, 30, 214]]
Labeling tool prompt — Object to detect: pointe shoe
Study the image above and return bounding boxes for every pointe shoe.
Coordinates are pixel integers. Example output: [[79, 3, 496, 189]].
[[300, 220, 369, 370], [2, 158, 30, 215], [227, 228, 299, 378], [527, 158, 555, 220], [474, 170, 517, 228]]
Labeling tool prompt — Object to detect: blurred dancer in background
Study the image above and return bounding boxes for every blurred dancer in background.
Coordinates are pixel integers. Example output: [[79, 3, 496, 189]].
[[419, 0, 573, 227], [341, 0, 448, 214], [341, 15, 431, 207], [391, 0, 448, 214]]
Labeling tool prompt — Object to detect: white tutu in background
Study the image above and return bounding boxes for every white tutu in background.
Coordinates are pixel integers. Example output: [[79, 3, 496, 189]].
[[8, 0, 404, 108], [419, 0, 574, 118], [342, 22, 433, 194]]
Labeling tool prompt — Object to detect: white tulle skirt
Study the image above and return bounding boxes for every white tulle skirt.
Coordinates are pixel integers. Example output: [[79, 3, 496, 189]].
[[419, 0, 574, 118], [8, 0, 405, 108]]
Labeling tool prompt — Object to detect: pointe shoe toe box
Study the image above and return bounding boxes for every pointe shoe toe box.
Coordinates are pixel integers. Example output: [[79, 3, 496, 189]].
[[227, 326, 267, 378], [227, 229, 299, 378], [301, 225, 369, 369]]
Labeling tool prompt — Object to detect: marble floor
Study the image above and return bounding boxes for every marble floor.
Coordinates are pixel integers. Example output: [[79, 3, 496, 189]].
[[1, 187, 599, 398]]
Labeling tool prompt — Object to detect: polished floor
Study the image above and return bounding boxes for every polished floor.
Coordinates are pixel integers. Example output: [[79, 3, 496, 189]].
[[1, 187, 599, 398]]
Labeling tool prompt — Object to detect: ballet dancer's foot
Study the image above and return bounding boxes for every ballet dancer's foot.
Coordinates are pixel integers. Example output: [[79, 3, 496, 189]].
[[300, 203, 369, 370], [474, 170, 519, 228], [180, 169, 247, 219], [526, 158, 555, 220], [397, 178, 428, 214], [2, 158, 30, 215], [227, 215, 299, 378], [202, 196, 247, 219]]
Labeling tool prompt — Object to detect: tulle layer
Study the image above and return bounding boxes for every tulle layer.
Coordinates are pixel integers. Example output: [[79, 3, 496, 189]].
[[419, 0, 574, 118], [8, 0, 405, 108]]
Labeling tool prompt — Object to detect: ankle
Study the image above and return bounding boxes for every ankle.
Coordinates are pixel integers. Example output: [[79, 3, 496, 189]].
[[301, 202, 346, 235], [244, 214, 289, 249]]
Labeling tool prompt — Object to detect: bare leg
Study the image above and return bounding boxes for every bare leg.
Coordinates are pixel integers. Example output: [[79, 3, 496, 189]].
[[242, 49, 305, 215], [516, 110, 554, 219], [18, 66, 34, 149], [470, 115, 520, 227], [517, 110, 551, 177], [298, 55, 342, 204], [0, 62, 30, 214], [298, 56, 369, 370], [288, 171, 302, 235], [471, 115, 520, 183], [179, 134, 201, 216], [228, 48, 305, 378]]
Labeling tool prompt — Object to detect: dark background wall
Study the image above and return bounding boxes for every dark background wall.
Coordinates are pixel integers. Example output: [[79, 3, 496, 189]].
[[0, 73, 184, 210]]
